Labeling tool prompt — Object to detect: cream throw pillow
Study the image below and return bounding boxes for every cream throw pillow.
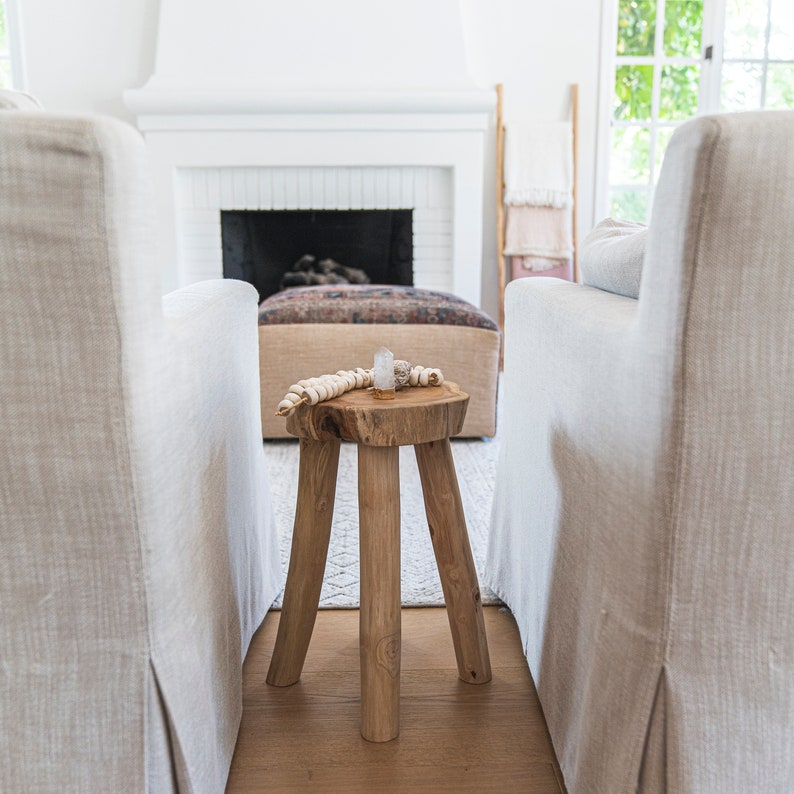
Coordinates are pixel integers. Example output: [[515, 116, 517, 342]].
[[580, 217, 647, 299], [0, 89, 43, 111]]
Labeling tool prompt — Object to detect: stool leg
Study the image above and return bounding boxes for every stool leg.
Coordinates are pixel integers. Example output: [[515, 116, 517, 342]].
[[415, 438, 492, 685], [358, 443, 401, 742], [267, 437, 341, 687]]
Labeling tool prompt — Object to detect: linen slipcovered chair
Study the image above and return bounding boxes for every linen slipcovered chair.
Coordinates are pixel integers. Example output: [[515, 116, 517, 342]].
[[487, 110, 794, 793], [0, 99, 282, 791]]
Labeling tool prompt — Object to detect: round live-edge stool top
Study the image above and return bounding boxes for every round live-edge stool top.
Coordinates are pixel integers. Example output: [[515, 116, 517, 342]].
[[286, 379, 469, 447]]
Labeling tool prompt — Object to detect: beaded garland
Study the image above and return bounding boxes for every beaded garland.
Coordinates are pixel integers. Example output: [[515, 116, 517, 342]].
[[275, 361, 445, 416]]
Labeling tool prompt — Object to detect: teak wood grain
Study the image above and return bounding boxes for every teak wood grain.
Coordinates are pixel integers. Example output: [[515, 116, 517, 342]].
[[415, 438, 492, 684], [273, 380, 492, 744], [286, 381, 469, 446], [358, 444, 401, 741], [266, 438, 340, 687]]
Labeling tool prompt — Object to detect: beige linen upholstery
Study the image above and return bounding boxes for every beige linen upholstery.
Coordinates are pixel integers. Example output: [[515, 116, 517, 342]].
[[486, 111, 794, 793], [0, 112, 282, 792]]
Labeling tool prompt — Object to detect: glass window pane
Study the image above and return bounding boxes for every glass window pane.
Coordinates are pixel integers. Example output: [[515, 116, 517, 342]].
[[723, 0, 769, 59], [659, 64, 700, 119], [769, 1, 794, 59], [0, 0, 7, 53], [609, 188, 649, 223], [0, 59, 10, 89], [610, 126, 652, 185], [614, 65, 654, 120], [721, 61, 764, 110], [654, 127, 676, 182], [664, 0, 703, 57], [617, 0, 657, 56], [766, 63, 794, 108]]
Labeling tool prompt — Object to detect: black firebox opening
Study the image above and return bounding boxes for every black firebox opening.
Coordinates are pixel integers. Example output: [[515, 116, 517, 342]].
[[221, 209, 413, 300]]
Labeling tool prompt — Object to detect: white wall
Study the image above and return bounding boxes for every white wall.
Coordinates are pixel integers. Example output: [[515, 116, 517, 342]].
[[19, 0, 160, 122], [462, 0, 603, 317], [16, 0, 603, 320]]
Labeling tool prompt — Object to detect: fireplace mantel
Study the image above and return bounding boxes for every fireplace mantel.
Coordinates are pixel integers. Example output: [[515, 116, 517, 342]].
[[125, 89, 493, 120]]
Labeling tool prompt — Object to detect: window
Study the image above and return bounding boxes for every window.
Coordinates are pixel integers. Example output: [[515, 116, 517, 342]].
[[719, 0, 794, 110], [598, 0, 794, 222], [0, 0, 23, 89]]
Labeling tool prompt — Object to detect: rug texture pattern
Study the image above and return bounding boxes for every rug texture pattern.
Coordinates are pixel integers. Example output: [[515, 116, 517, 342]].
[[265, 435, 500, 608]]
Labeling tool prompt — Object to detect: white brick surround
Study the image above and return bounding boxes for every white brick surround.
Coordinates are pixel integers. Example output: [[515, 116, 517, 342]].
[[177, 166, 453, 294]]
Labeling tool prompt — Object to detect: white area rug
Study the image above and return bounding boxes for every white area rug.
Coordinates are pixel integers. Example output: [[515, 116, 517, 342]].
[[264, 432, 501, 608]]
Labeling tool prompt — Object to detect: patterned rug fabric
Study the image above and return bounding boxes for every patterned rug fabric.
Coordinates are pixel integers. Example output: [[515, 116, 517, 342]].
[[264, 435, 501, 608]]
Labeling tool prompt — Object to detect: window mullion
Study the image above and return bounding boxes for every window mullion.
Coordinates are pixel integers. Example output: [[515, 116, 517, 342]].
[[648, 0, 666, 213], [700, 0, 726, 113], [594, 0, 621, 222], [4, 0, 26, 89], [761, 0, 773, 107]]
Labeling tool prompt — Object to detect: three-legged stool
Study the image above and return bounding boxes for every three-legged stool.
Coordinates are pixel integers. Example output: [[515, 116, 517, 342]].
[[266, 381, 492, 742]]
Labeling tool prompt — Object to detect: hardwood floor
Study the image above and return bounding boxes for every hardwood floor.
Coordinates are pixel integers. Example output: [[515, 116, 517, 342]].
[[227, 606, 565, 793]]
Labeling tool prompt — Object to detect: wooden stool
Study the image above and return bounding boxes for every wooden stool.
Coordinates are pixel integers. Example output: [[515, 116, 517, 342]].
[[266, 381, 492, 742]]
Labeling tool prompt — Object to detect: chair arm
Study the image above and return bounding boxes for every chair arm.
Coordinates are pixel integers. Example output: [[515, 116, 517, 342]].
[[484, 277, 675, 691], [161, 278, 263, 435], [131, 277, 278, 792], [503, 278, 640, 402]]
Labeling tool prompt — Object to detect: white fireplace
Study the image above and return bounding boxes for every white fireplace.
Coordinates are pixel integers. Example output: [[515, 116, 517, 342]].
[[124, 0, 492, 307]]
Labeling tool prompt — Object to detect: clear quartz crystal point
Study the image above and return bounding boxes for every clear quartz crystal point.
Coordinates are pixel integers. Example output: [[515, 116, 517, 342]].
[[374, 346, 395, 389]]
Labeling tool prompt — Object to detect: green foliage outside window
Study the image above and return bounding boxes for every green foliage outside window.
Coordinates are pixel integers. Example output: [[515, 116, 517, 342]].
[[660, 65, 700, 119], [664, 0, 703, 57], [617, 0, 657, 55], [609, 189, 648, 222], [614, 65, 654, 121]]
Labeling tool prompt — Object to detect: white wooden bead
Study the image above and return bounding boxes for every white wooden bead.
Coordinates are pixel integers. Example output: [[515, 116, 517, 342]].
[[304, 386, 320, 405], [314, 383, 329, 401]]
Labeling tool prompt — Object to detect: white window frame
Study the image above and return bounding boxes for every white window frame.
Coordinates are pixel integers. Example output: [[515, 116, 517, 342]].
[[1, 0, 26, 89]]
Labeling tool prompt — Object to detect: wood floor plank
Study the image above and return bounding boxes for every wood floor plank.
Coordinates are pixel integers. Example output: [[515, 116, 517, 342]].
[[228, 606, 565, 793], [228, 761, 561, 793]]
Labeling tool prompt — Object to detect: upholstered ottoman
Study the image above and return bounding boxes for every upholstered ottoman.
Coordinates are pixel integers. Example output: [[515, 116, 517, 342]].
[[258, 285, 501, 439]]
